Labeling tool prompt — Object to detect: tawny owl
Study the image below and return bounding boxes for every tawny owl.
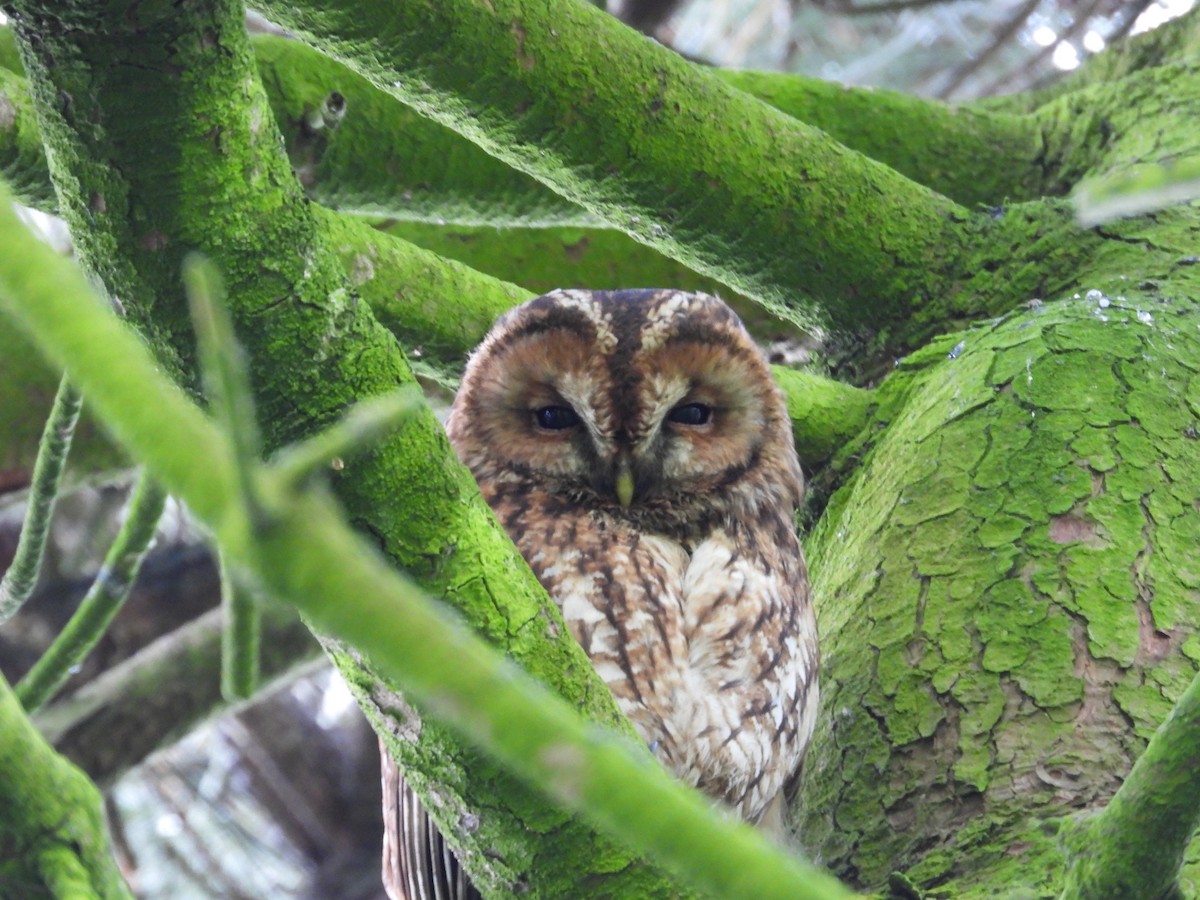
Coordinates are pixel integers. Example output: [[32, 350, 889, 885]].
[[382, 289, 818, 899]]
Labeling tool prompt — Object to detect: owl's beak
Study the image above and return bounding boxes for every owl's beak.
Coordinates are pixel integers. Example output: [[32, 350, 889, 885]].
[[614, 453, 635, 508]]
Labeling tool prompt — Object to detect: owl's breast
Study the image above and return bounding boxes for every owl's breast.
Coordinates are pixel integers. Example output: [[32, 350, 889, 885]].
[[493, 489, 816, 825]]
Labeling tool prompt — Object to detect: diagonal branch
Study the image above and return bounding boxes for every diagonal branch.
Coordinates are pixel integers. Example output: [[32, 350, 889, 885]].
[[250, 0, 980, 338], [1059, 666, 1200, 899], [0, 374, 83, 623]]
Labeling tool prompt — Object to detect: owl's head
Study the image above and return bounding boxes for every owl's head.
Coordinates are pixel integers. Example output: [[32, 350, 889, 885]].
[[446, 289, 803, 533]]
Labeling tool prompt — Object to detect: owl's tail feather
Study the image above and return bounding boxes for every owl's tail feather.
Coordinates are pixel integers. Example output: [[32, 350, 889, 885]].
[[381, 740, 482, 900]]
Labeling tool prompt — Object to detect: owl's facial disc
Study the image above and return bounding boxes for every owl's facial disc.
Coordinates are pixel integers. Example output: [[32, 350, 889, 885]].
[[448, 290, 801, 527]]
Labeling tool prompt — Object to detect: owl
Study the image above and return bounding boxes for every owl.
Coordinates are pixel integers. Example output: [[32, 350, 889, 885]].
[[383, 289, 818, 899]]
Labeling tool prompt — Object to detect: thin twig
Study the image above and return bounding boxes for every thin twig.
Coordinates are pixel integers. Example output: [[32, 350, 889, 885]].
[[1108, 0, 1157, 43], [0, 374, 84, 623], [220, 551, 262, 701], [976, 0, 1107, 98], [831, 0, 956, 14], [16, 471, 167, 712], [1017, 0, 1155, 96]]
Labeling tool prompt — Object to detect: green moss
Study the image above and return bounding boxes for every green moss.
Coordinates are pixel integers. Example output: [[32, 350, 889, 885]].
[[1044, 315, 1145, 358], [1069, 426, 1118, 471], [975, 413, 1034, 490], [893, 469, 972, 527], [1113, 679, 1176, 739], [1081, 585, 1142, 666], [978, 514, 1030, 548], [1014, 352, 1126, 424]]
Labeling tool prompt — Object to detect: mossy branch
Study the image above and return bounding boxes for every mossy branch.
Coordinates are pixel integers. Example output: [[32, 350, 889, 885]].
[[0, 373, 83, 624], [254, 32, 601, 227], [35, 602, 319, 789], [773, 367, 875, 467], [0, 180, 858, 900], [16, 470, 167, 713], [0, 65, 55, 210], [1059, 666, 1200, 900], [0, 26, 24, 73], [0, 670, 132, 899], [250, 0, 976, 337], [716, 69, 1045, 206]]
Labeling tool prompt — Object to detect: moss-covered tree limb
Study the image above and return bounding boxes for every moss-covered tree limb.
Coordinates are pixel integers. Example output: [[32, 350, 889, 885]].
[[378, 220, 753, 311], [773, 367, 875, 469], [248, 0, 1008, 342], [253, 32, 602, 227], [0, 375, 83, 623], [0, 670, 132, 899], [1059, 665, 1200, 899], [715, 69, 1046, 206], [16, 471, 166, 712], [35, 602, 320, 789], [799, 281, 1200, 894], [1056, 65, 1200, 217], [0, 26, 23, 73], [0, 65, 54, 210], [0, 180, 857, 900]]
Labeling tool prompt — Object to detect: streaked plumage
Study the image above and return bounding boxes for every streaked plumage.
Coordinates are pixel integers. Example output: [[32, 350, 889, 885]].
[[383, 289, 818, 897]]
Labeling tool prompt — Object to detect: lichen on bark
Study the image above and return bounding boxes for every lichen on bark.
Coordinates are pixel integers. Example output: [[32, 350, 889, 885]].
[[801, 286, 1200, 893]]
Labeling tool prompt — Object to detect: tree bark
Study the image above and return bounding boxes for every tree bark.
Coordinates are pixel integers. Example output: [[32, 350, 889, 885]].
[[0, 671, 132, 899]]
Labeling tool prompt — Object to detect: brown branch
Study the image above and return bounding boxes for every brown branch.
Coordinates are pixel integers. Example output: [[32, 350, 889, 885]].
[[934, 0, 1041, 99]]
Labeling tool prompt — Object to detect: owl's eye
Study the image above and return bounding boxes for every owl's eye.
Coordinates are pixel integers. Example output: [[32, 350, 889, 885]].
[[534, 405, 581, 430], [667, 403, 713, 426]]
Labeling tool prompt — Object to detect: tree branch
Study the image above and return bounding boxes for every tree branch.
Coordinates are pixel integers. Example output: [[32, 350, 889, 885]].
[[716, 69, 1044, 205], [16, 470, 166, 712], [0, 670, 132, 898], [1059, 666, 1200, 900], [249, 0, 980, 338], [34, 602, 320, 788], [0, 375, 83, 623], [0, 64, 56, 211], [253, 32, 602, 227]]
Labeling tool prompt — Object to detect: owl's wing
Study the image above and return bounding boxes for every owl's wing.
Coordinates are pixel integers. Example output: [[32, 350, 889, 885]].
[[381, 742, 480, 900]]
